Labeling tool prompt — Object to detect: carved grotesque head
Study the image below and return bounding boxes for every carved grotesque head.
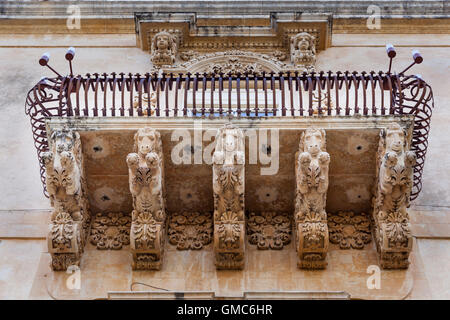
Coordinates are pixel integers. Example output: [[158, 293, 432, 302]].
[[382, 124, 407, 153], [134, 128, 161, 156], [300, 129, 326, 156], [50, 129, 78, 154], [292, 32, 315, 52], [152, 31, 176, 53]]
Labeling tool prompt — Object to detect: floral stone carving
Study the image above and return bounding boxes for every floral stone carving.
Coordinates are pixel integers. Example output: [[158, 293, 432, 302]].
[[168, 212, 213, 250], [328, 211, 372, 249], [294, 128, 330, 269], [373, 124, 415, 269], [43, 129, 90, 271], [212, 124, 246, 269], [150, 31, 178, 67], [127, 128, 166, 270], [247, 212, 291, 250], [89, 212, 131, 250], [290, 32, 316, 72]]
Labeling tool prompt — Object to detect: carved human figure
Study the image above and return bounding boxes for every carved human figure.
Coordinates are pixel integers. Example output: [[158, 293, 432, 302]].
[[127, 128, 166, 270], [150, 31, 177, 66], [42, 129, 90, 271], [294, 128, 330, 269], [373, 124, 416, 269], [290, 32, 316, 72], [212, 124, 246, 269]]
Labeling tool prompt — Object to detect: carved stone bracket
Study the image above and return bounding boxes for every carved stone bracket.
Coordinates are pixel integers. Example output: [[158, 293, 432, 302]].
[[43, 129, 90, 271], [90, 212, 131, 250], [328, 211, 372, 249], [294, 128, 330, 269], [373, 124, 415, 269], [127, 128, 166, 270], [168, 212, 213, 250], [212, 124, 246, 270], [247, 212, 291, 250]]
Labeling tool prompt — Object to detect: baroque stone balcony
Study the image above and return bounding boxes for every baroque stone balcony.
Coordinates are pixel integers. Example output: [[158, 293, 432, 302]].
[[25, 58, 434, 297]]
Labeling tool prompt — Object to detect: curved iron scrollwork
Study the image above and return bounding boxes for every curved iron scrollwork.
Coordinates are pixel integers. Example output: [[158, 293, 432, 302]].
[[25, 72, 434, 199]]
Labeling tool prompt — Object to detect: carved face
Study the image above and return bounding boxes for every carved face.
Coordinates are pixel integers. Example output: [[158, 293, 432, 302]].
[[386, 128, 405, 153], [156, 35, 170, 51], [51, 130, 75, 154], [224, 131, 237, 152], [135, 128, 159, 155], [296, 36, 311, 51], [303, 129, 323, 156]]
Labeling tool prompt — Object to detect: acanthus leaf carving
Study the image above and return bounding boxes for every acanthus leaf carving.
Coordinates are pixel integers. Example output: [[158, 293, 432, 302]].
[[89, 212, 131, 250], [247, 212, 291, 250], [168, 212, 213, 250]]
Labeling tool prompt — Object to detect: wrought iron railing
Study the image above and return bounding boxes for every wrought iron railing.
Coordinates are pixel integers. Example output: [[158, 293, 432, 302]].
[[25, 49, 434, 201]]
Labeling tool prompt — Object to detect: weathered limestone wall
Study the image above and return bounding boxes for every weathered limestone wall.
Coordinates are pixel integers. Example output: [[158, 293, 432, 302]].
[[0, 33, 448, 299]]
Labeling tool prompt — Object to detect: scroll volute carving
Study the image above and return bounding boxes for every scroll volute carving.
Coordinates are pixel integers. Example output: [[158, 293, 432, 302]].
[[43, 129, 90, 271], [150, 31, 178, 67], [373, 124, 415, 269], [290, 32, 316, 72], [212, 124, 246, 270], [127, 128, 166, 270], [294, 128, 330, 269]]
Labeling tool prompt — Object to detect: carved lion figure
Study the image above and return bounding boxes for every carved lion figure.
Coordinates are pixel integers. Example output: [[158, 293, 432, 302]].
[[127, 128, 164, 221], [290, 32, 316, 71], [150, 31, 177, 66], [296, 128, 330, 220]]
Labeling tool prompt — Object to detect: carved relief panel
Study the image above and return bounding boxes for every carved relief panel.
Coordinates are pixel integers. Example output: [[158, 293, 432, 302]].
[[212, 124, 246, 269]]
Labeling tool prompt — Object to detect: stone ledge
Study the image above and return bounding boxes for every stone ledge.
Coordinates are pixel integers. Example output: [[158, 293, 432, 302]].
[[0, 210, 50, 239]]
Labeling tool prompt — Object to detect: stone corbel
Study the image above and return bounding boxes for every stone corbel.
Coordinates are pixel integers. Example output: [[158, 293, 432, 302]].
[[373, 124, 415, 269], [43, 129, 90, 271], [127, 128, 166, 270], [212, 124, 246, 270], [294, 128, 330, 269]]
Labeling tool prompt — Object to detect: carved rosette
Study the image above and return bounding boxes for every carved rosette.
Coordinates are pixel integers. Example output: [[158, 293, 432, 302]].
[[373, 124, 415, 269], [328, 211, 372, 249], [294, 128, 330, 269], [247, 212, 291, 250], [168, 212, 213, 250], [127, 128, 166, 270], [43, 129, 90, 271], [212, 124, 245, 270], [290, 32, 316, 72], [89, 212, 131, 250], [150, 31, 178, 67]]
